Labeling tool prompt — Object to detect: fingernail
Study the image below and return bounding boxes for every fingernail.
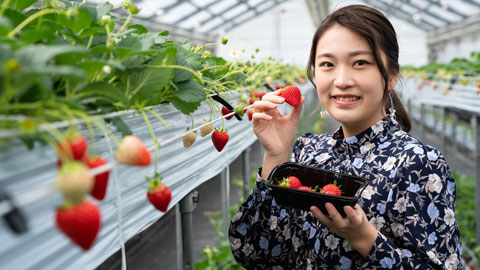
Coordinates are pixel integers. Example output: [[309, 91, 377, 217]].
[[277, 97, 285, 102]]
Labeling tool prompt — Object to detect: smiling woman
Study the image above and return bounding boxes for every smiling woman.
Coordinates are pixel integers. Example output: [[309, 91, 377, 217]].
[[229, 4, 463, 269]]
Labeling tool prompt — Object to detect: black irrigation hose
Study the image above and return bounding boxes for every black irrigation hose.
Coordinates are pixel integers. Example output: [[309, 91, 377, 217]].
[[211, 92, 243, 121]]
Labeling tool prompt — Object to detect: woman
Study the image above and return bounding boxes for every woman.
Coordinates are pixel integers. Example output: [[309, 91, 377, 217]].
[[229, 4, 462, 269]]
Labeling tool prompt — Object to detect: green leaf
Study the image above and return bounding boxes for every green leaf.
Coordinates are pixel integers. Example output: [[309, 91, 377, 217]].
[[58, 8, 92, 34], [109, 117, 132, 136], [174, 79, 206, 102], [15, 45, 88, 66], [95, 1, 113, 19], [159, 30, 169, 36], [23, 65, 87, 80], [77, 82, 130, 107], [117, 34, 142, 50], [2, 8, 26, 27], [20, 28, 56, 43], [168, 97, 201, 115], [0, 16, 12, 36], [128, 24, 148, 34], [127, 47, 176, 100], [174, 43, 202, 70], [173, 53, 193, 83]]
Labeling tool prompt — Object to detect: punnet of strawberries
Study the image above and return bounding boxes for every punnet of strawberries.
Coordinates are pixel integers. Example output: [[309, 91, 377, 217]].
[[277, 176, 343, 196]]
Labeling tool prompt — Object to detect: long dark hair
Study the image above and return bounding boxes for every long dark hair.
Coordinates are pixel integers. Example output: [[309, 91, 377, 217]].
[[307, 5, 411, 132]]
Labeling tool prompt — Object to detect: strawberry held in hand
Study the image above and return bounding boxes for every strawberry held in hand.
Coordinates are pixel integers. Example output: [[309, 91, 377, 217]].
[[280, 86, 301, 107], [88, 157, 110, 201], [55, 200, 101, 250], [146, 173, 171, 212], [57, 133, 88, 161], [211, 128, 229, 152], [115, 135, 151, 166], [57, 162, 94, 204]]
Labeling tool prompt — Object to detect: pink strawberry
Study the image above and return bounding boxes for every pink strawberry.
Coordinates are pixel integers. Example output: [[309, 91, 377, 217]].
[[321, 183, 342, 196], [55, 200, 101, 250], [221, 106, 233, 120], [200, 120, 213, 137], [211, 128, 229, 152], [88, 157, 110, 201], [280, 86, 301, 107], [146, 174, 171, 212], [115, 135, 151, 166], [278, 176, 302, 189], [57, 133, 88, 161], [56, 161, 94, 204]]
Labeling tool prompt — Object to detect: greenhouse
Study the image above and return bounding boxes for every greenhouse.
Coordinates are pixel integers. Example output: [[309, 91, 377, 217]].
[[0, 0, 479, 269]]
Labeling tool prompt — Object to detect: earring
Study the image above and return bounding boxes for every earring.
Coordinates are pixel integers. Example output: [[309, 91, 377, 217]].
[[388, 90, 396, 116], [320, 107, 327, 119]]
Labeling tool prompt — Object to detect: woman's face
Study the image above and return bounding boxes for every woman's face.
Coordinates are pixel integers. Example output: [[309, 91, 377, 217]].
[[314, 25, 396, 137]]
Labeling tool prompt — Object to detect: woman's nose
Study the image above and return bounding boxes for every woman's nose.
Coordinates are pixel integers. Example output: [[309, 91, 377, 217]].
[[334, 66, 354, 89]]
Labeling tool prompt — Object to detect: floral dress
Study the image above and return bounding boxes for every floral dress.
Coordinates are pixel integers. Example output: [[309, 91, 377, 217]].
[[229, 116, 463, 269]]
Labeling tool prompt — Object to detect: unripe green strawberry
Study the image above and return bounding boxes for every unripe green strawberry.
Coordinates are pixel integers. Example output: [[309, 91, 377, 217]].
[[200, 120, 213, 137], [234, 105, 244, 117], [183, 129, 196, 148], [239, 93, 249, 104], [57, 162, 94, 204], [221, 38, 228, 45]]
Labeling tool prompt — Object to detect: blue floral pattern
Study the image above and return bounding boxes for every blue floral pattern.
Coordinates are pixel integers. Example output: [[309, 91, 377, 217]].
[[229, 116, 463, 269]]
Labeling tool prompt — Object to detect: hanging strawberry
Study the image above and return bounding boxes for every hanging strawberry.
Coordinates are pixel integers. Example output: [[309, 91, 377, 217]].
[[87, 156, 110, 201], [115, 135, 151, 166], [183, 129, 197, 148], [146, 173, 171, 212], [211, 128, 229, 152], [200, 120, 213, 137], [55, 200, 101, 251], [56, 162, 94, 204], [56, 132, 88, 161], [221, 106, 233, 120]]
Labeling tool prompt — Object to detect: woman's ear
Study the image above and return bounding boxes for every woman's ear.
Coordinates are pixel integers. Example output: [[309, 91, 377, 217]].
[[389, 72, 399, 90]]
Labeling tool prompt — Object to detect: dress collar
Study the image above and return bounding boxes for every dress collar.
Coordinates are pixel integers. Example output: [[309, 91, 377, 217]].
[[329, 115, 401, 154]]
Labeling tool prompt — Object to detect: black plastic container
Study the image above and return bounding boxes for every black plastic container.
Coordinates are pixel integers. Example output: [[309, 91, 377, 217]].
[[267, 162, 370, 217]]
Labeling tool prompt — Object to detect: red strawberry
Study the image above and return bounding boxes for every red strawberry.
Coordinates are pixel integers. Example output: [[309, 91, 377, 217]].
[[257, 92, 266, 100], [115, 135, 151, 166], [88, 157, 110, 201], [55, 200, 101, 250], [275, 84, 281, 90], [57, 162, 94, 204], [211, 128, 229, 152], [280, 86, 301, 107], [321, 183, 342, 196], [249, 98, 255, 105], [278, 176, 302, 189], [57, 133, 88, 161], [221, 106, 233, 120], [247, 108, 254, 121], [298, 186, 312, 191], [146, 174, 171, 212]]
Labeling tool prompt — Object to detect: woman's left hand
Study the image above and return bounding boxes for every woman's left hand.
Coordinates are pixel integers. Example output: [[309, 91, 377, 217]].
[[310, 203, 378, 258]]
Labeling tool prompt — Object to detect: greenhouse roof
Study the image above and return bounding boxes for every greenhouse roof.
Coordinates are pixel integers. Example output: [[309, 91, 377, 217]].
[[84, 0, 480, 39]]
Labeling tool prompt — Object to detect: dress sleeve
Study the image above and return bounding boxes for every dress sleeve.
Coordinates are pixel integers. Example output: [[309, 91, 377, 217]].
[[228, 169, 294, 269], [361, 146, 463, 269]]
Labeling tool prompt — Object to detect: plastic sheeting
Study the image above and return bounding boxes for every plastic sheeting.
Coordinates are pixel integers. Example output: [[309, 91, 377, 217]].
[[0, 84, 317, 270]]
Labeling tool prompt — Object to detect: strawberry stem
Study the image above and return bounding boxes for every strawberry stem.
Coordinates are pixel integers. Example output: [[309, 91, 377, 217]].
[[189, 114, 194, 130]]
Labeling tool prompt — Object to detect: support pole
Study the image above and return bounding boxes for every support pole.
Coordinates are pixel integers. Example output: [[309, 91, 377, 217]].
[[220, 166, 230, 239], [442, 107, 447, 156], [242, 147, 251, 201], [179, 190, 198, 270], [471, 115, 480, 245], [175, 204, 183, 270], [452, 112, 458, 153]]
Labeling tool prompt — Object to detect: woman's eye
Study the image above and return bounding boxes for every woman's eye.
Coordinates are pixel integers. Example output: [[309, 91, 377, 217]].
[[354, 60, 369, 66], [319, 62, 333, 67]]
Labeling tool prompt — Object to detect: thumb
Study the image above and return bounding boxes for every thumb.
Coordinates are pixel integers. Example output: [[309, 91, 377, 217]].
[[288, 96, 305, 120]]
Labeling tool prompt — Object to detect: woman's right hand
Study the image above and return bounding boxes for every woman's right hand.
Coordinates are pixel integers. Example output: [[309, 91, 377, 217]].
[[252, 90, 304, 177]]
